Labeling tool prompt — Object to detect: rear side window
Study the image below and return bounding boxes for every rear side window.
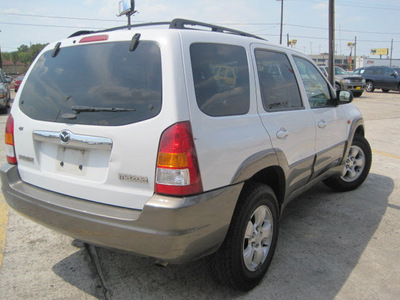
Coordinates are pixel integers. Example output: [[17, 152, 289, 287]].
[[19, 41, 162, 126], [190, 43, 250, 117], [255, 50, 303, 111]]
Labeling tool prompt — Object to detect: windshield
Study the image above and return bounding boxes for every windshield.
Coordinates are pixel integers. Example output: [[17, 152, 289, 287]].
[[335, 66, 348, 75], [19, 41, 162, 126]]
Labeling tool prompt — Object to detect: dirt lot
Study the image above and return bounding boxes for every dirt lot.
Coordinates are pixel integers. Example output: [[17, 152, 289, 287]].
[[0, 90, 399, 300]]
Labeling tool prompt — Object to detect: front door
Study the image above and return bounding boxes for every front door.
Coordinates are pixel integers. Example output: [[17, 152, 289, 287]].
[[293, 56, 347, 179]]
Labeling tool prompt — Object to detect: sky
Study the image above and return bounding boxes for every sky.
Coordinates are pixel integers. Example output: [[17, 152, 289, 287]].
[[1, 0, 399, 59]]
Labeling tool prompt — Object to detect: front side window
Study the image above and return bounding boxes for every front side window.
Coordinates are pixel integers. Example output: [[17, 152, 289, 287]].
[[190, 43, 250, 117], [293, 56, 335, 108], [363, 68, 374, 75], [19, 41, 162, 126], [374, 67, 383, 75], [255, 50, 303, 111]]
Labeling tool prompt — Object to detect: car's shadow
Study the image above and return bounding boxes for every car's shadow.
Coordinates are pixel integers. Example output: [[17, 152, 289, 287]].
[[53, 173, 392, 300]]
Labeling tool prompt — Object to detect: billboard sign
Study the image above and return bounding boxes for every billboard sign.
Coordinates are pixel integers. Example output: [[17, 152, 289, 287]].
[[119, 0, 135, 16], [371, 48, 389, 56]]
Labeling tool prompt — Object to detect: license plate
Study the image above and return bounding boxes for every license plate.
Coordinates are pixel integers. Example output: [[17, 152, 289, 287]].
[[356, 86, 361, 90], [58, 147, 87, 174]]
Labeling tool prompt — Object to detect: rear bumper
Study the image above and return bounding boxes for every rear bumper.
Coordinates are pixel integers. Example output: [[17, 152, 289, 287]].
[[1, 164, 242, 264]]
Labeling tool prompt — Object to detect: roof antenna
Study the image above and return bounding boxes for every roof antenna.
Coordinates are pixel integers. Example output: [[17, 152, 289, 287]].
[[118, 0, 138, 28]]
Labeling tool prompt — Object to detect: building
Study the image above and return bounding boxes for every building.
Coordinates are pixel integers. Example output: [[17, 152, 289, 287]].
[[310, 53, 355, 70], [310, 54, 400, 70], [1, 60, 27, 75]]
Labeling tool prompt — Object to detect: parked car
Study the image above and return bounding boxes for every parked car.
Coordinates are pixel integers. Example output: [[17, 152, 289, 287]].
[[319, 65, 328, 77], [322, 66, 366, 97], [0, 68, 12, 114], [1, 19, 372, 291], [14, 74, 25, 93], [362, 66, 400, 93]]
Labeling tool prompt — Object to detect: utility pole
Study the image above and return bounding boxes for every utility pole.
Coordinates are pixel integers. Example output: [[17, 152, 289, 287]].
[[390, 39, 393, 67], [277, 0, 284, 45], [328, 0, 335, 86], [354, 36, 357, 70], [0, 30, 2, 69]]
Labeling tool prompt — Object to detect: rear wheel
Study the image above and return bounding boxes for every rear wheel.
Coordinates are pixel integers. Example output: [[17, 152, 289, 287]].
[[210, 183, 279, 291], [382, 89, 389, 93], [324, 135, 371, 192], [366, 81, 375, 92], [0, 106, 8, 115], [353, 91, 363, 97]]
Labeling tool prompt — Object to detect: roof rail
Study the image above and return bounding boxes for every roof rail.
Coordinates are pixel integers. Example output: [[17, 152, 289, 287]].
[[68, 19, 266, 41], [169, 19, 265, 41]]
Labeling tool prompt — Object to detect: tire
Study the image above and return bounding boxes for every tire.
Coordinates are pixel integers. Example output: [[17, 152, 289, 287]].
[[210, 183, 279, 291], [353, 91, 363, 97], [335, 83, 341, 92], [366, 81, 375, 92], [382, 89, 389, 93], [324, 135, 372, 192], [0, 106, 8, 114]]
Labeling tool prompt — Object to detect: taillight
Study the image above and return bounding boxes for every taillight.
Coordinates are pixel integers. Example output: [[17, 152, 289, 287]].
[[5, 114, 17, 164], [155, 121, 203, 196]]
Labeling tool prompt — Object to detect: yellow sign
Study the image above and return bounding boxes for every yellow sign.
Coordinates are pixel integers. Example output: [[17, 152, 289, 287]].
[[371, 48, 389, 55]]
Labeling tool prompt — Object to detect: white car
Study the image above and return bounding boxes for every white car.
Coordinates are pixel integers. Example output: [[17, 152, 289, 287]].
[[1, 19, 372, 291]]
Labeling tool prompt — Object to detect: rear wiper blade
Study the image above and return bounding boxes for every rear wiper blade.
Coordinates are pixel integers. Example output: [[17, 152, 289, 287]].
[[72, 106, 135, 113]]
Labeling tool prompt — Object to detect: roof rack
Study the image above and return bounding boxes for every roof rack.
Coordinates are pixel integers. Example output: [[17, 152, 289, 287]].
[[68, 18, 266, 41], [169, 19, 265, 40]]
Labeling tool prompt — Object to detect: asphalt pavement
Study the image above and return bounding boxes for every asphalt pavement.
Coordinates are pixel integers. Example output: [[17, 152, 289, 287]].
[[0, 90, 399, 299]]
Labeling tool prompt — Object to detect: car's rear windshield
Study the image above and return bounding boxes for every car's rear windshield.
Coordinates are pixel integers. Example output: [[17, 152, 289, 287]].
[[19, 41, 162, 126]]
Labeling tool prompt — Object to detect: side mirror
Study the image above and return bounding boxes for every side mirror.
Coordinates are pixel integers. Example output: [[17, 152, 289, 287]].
[[337, 90, 353, 104]]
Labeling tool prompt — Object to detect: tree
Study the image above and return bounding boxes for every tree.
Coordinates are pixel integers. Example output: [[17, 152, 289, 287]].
[[30, 43, 48, 62], [11, 52, 19, 65], [3, 43, 48, 68], [1, 52, 11, 61], [18, 45, 29, 53]]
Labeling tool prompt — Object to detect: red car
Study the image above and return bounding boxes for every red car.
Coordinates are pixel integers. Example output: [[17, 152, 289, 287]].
[[14, 75, 25, 93]]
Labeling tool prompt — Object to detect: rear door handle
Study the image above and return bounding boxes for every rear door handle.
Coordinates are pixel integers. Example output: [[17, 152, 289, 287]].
[[318, 120, 327, 128], [276, 128, 288, 139]]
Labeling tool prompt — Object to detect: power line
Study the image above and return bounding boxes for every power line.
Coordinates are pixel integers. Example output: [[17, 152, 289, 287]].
[[287, 0, 400, 11], [284, 23, 400, 35], [4, 12, 126, 23], [256, 32, 399, 44], [0, 21, 104, 30], [3, 12, 399, 37], [2, 20, 397, 45]]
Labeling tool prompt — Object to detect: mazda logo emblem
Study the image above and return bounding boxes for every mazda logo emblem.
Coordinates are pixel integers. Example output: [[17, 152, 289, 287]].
[[60, 130, 71, 144]]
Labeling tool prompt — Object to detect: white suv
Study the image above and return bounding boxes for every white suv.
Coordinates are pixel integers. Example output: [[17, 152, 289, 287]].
[[1, 19, 371, 291]]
